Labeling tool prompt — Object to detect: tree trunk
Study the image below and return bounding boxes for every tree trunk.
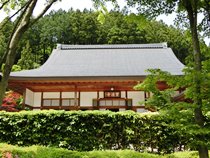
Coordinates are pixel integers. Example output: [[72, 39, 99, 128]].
[[0, 78, 8, 106], [0, 0, 38, 105], [185, 0, 209, 158], [0, 0, 57, 106], [199, 145, 209, 158]]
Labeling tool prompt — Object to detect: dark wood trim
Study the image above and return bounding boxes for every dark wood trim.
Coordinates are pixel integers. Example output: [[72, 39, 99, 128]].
[[59, 92, 62, 109], [24, 104, 155, 112], [74, 85, 77, 107], [42, 98, 61, 100], [125, 90, 128, 106], [78, 91, 80, 107], [144, 91, 147, 101], [41, 106, 78, 110], [9, 80, 139, 93], [97, 91, 99, 107], [97, 91, 99, 99], [99, 106, 128, 109], [41, 92, 43, 109], [144, 92, 151, 101], [99, 98, 127, 100]]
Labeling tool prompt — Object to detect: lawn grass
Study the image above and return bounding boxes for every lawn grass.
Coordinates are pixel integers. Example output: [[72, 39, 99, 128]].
[[0, 143, 200, 158]]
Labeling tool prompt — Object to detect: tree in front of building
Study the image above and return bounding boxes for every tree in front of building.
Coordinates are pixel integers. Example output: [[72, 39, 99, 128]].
[[0, 0, 59, 107], [94, 0, 210, 157]]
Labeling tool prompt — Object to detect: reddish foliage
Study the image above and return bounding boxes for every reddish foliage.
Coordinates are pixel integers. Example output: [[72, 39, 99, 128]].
[[1, 91, 23, 112], [2, 152, 13, 158]]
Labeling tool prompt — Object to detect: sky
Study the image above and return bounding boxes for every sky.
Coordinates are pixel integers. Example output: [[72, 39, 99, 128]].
[[0, 0, 209, 44], [35, 0, 176, 26], [0, 0, 175, 25]]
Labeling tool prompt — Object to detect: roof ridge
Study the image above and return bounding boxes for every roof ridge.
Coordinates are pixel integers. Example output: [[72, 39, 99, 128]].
[[56, 43, 168, 50]]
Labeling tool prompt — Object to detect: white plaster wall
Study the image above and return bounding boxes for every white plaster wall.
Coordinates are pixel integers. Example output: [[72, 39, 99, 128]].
[[136, 108, 149, 113], [121, 91, 126, 98], [80, 92, 97, 106], [62, 92, 75, 98], [43, 92, 60, 98], [25, 89, 34, 106], [33, 109, 40, 111], [128, 91, 144, 106], [99, 91, 103, 98], [33, 92, 41, 107], [119, 108, 126, 111]]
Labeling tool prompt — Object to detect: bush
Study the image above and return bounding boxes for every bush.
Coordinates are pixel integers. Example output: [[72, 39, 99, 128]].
[[1, 91, 24, 112], [0, 110, 205, 153]]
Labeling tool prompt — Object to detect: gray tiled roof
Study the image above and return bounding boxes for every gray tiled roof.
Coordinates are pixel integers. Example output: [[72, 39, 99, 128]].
[[10, 43, 184, 79]]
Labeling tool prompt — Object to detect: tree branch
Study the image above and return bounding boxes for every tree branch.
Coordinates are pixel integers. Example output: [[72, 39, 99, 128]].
[[204, 0, 210, 27], [0, 0, 10, 10], [0, 0, 30, 31], [0, 0, 32, 68], [30, 0, 58, 26]]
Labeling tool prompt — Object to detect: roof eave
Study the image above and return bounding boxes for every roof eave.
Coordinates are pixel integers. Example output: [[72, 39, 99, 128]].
[[8, 74, 184, 82]]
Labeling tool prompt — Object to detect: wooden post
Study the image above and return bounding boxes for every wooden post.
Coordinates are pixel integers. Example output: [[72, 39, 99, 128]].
[[41, 92, 43, 110], [59, 92, 62, 109], [144, 91, 147, 101], [74, 85, 78, 110], [125, 90, 129, 109], [96, 91, 99, 110], [78, 91, 80, 108]]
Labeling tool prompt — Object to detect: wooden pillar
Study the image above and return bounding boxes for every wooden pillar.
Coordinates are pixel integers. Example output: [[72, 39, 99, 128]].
[[144, 91, 147, 101], [144, 92, 151, 100], [74, 85, 78, 110], [96, 91, 100, 110], [125, 90, 129, 110], [41, 92, 43, 110], [125, 90, 128, 99], [97, 91, 99, 105], [78, 91, 80, 107], [59, 92, 62, 109]]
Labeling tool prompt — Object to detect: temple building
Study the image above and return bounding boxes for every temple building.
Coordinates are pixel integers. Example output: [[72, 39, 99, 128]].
[[8, 43, 184, 112]]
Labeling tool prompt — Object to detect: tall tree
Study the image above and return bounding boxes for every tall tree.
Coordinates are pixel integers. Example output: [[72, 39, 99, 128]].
[[121, 0, 209, 157], [17, 40, 38, 69], [0, 0, 58, 106], [0, 18, 13, 58]]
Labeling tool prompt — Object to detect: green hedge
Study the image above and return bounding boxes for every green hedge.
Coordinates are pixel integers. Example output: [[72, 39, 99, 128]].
[[0, 110, 198, 153], [0, 143, 199, 158]]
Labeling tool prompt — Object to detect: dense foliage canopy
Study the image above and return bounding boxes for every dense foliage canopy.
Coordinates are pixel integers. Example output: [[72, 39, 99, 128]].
[[1, 9, 206, 70]]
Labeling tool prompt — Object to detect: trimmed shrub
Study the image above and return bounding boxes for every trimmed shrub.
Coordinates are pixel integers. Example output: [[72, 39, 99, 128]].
[[0, 110, 203, 153]]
